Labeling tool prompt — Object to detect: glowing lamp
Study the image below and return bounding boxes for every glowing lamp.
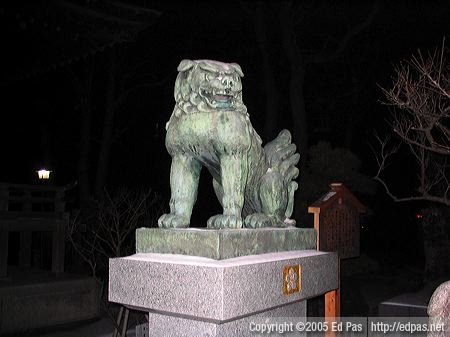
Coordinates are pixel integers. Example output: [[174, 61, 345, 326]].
[[37, 169, 51, 180]]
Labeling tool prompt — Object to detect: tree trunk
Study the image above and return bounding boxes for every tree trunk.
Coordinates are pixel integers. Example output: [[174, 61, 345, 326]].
[[94, 47, 116, 198], [78, 89, 92, 204], [253, 2, 279, 142], [66, 59, 95, 205], [279, 1, 308, 157], [78, 60, 95, 205]]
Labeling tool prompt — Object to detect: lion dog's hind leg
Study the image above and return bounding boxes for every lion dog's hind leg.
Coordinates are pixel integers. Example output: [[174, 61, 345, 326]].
[[244, 171, 287, 228], [158, 154, 201, 228]]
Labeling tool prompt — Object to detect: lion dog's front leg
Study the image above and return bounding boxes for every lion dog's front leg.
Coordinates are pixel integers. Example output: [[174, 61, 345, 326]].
[[158, 154, 201, 228], [207, 154, 247, 229]]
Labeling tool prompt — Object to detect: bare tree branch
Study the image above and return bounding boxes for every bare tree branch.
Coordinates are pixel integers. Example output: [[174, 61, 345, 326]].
[[67, 188, 162, 277], [375, 40, 450, 206]]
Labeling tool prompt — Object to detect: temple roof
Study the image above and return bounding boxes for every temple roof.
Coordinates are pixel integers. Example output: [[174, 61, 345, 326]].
[[1, 0, 161, 84]]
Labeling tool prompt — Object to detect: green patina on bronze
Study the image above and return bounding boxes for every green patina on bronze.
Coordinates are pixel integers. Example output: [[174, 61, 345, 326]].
[[136, 227, 317, 260], [158, 59, 300, 229]]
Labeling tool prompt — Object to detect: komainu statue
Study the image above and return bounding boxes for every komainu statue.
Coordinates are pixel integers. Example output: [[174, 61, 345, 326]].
[[158, 59, 300, 229]]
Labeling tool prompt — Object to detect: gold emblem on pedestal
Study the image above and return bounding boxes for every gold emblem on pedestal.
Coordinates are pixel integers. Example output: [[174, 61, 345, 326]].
[[283, 265, 301, 295]]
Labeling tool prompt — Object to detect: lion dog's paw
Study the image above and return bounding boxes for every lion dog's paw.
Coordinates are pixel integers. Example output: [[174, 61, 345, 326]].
[[207, 214, 243, 229], [158, 214, 190, 228], [243, 213, 275, 228]]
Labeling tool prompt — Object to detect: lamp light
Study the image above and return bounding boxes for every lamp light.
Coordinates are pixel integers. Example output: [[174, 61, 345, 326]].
[[37, 169, 51, 180]]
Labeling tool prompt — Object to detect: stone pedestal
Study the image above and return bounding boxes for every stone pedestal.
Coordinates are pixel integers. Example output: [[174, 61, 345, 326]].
[[109, 228, 338, 337], [146, 301, 306, 337], [136, 227, 317, 259]]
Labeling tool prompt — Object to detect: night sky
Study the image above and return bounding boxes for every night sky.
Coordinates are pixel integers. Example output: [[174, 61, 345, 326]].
[[0, 1, 449, 263]]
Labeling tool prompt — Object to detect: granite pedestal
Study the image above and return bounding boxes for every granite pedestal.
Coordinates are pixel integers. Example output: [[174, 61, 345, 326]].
[[109, 228, 338, 337]]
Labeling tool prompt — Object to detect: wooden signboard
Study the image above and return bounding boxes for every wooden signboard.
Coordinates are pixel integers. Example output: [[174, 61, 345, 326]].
[[308, 183, 365, 259]]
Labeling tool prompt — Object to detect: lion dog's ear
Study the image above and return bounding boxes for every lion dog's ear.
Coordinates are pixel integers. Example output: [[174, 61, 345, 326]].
[[177, 59, 195, 72], [230, 63, 244, 77]]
